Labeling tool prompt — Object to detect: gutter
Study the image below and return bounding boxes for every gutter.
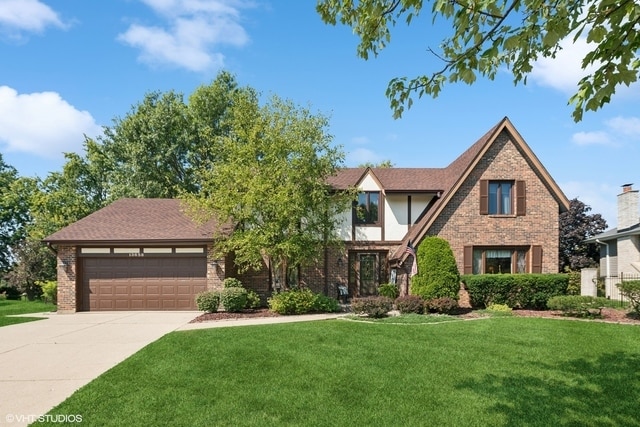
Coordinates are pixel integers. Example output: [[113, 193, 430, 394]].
[[595, 239, 610, 280]]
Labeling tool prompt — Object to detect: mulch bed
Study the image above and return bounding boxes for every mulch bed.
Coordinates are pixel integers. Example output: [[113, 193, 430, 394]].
[[190, 308, 281, 323], [190, 307, 640, 325]]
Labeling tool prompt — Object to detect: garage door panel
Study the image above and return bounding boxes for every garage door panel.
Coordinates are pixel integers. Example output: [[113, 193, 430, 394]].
[[82, 256, 206, 311]]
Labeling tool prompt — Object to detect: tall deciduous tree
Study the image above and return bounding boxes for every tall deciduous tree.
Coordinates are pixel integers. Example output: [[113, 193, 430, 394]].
[[317, 0, 640, 121], [559, 198, 607, 271], [0, 155, 32, 272], [188, 90, 353, 284]]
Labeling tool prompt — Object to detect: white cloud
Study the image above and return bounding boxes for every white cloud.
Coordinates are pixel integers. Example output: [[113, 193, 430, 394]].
[[0, 86, 101, 158], [119, 0, 251, 72], [530, 35, 598, 94], [351, 136, 369, 145], [0, 0, 65, 37], [605, 116, 640, 138], [571, 131, 613, 147], [571, 116, 640, 147], [347, 147, 382, 166]]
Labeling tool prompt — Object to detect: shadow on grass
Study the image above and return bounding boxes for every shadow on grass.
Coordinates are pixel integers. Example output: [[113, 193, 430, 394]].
[[456, 351, 640, 426]]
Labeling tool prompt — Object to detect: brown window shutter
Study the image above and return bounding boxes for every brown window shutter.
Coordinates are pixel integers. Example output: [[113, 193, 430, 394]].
[[479, 180, 488, 215], [516, 180, 526, 216], [463, 246, 473, 274], [531, 245, 542, 273]]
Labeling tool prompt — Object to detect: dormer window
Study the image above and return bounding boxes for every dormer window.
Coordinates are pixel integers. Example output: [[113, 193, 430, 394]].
[[354, 192, 380, 224]]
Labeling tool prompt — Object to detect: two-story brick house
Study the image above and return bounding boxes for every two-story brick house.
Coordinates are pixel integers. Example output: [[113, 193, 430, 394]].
[[45, 117, 569, 312]]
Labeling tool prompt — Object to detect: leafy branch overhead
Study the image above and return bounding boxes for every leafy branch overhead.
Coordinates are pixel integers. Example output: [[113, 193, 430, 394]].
[[317, 0, 640, 121]]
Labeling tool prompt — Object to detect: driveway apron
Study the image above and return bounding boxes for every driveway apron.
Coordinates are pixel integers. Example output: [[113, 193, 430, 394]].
[[0, 311, 198, 427]]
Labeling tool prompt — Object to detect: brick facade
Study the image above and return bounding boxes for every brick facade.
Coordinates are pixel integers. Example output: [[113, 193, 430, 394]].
[[56, 245, 77, 313], [428, 132, 560, 274]]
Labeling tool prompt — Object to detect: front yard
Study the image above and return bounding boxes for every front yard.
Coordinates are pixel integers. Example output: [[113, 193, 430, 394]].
[[42, 316, 640, 426], [0, 300, 55, 327]]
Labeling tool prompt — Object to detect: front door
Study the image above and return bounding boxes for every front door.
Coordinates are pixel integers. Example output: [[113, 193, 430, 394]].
[[359, 253, 378, 296]]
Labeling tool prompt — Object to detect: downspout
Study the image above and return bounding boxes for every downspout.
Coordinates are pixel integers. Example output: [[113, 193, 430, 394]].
[[595, 239, 610, 279]]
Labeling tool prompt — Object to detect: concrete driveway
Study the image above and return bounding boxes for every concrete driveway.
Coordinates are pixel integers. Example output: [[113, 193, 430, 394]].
[[0, 311, 198, 426]]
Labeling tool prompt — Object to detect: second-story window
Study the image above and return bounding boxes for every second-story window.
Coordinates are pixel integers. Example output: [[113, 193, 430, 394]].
[[355, 192, 380, 224], [489, 181, 513, 214]]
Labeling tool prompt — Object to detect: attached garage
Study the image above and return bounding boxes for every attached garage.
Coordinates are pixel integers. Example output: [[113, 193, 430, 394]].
[[80, 249, 207, 311], [43, 199, 228, 313]]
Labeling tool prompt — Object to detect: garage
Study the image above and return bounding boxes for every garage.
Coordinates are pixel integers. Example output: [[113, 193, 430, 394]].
[[81, 255, 207, 311], [43, 198, 227, 313]]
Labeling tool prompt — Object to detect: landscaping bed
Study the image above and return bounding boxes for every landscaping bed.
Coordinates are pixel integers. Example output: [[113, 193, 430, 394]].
[[190, 306, 640, 325]]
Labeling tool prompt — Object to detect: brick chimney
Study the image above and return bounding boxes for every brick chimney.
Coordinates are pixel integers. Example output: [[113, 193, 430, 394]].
[[618, 183, 639, 230]]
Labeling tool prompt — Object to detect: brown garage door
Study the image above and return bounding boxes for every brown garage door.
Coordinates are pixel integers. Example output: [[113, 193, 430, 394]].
[[82, 257, 206, 311]]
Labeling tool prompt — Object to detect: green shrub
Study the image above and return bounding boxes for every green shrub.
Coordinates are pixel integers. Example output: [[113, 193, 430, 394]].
[[0, 293, 6, 301], [462, 274, 568, 309], [245, 289, 262, 309], [617, 280, 640, 315], [313, 293, 340, 313], [0, 285, 21, 300], [486, 303, 512, 313], [565, 268, 581, 295], [426, 297, 459, 314], [223, 278, 244, 288], [37, 280, 57, 305], [378, 283, 399, 299], [195, 291, 220, 313], [351, 296, 393, 318], [410, 237, 460, 300], [547, 295, 612, 317], [268, 289, 340, 315], [395, 295, 424, 314], [220, 287, 248, 313]]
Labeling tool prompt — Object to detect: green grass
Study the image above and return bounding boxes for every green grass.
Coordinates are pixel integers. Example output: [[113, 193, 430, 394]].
[[0, 299, 56, 327], [43, 318, 640, 427], [346, 313, 467, 324]]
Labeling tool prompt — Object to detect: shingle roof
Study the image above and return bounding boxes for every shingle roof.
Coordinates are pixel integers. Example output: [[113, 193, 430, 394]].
[[383, 117, 569, 262], [43, 198, 228, 244]]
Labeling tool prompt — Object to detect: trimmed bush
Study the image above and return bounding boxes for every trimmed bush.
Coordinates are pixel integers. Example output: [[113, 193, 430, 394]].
[[462, 274, 568, 309], [410, 237, 460, 300], [618, 280, 640, 315], [351, 296, 393, 318], [486, 303, 512, 313], [245, 289, 262, 309], [378, 283, 399, 299], [313, 293, 340, 313], [547, 295, 613, 317], [268, 289, 340, 315], [223, 278, 244, 288], [395, 295, 424, 314], [196, 291, 220, 313], [426, 297, 459, 314], [220, 287, 248, 312]]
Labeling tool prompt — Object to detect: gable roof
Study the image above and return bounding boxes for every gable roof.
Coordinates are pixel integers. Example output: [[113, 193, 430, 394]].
[[43, 198, 227, 244], [338, 117, 568, 262]]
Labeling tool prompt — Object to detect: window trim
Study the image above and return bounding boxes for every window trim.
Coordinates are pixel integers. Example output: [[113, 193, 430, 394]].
[[353, 191, 381, 225], [480, 179, 526, 216], [464, 245, 535, 274]]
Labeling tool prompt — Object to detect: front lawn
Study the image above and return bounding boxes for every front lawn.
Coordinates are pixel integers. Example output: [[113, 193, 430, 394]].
[[43, 318, 640, 426], [0, 299, 55, 327]]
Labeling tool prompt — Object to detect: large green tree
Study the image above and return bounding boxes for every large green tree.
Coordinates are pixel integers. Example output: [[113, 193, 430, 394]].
[[317, 0, 640, 121], [187, 90, 353, 284], [0, 155, 33, 272]]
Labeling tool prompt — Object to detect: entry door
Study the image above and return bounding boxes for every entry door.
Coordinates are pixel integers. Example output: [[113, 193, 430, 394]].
[[359, 253, 378, 296]]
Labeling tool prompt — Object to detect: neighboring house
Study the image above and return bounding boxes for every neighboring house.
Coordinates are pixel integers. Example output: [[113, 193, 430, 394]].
[[44, 117, 569, 312], [584, 184, 640, 296]]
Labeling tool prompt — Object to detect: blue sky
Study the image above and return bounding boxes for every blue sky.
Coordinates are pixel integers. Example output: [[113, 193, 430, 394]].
[[1, 0, 639, 228]]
